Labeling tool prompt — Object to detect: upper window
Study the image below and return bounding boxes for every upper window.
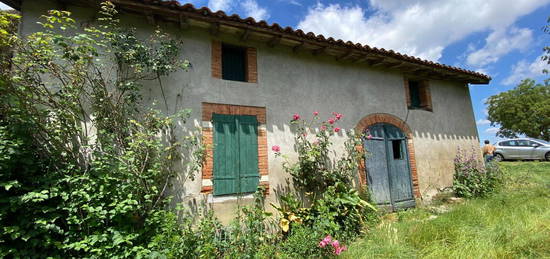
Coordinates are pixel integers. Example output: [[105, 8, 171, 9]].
[[406, 79, 432, 111], [211, 41, 258, 83], [222, 44, 247, 82]]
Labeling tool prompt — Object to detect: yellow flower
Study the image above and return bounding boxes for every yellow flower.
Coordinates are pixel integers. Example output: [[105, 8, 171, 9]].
[[279, 218, 290, 232], [288, 214, 302, 224]]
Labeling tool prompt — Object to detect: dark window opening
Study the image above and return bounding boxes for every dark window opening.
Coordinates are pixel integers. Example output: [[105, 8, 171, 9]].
[[408, 80, 422, 108], [392, 140, 403, 159], [222, 44, 246, 82]]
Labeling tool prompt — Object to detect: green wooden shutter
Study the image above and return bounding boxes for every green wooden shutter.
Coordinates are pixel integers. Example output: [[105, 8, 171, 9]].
[[222, 44, 246, 82], [213, 114, 239, 196], [236, 115, 259, 193], [408, 81, 421, 108], [213, 114, 259, 195]]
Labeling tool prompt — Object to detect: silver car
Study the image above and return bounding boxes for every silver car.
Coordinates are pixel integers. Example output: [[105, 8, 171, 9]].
[[494, 138, 550, 161]]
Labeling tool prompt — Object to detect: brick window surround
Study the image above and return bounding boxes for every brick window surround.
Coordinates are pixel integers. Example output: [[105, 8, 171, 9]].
[[211, 40, 258, 83], [355, 113, 421, 199], [404, 77, 432, 111], [201, 103, 268, 194]]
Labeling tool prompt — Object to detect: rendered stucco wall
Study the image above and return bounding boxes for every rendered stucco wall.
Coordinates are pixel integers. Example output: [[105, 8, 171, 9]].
[[20, 1, 481, 222]]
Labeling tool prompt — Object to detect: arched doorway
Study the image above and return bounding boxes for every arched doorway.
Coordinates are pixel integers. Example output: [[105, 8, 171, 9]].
[[364, 123, 415, 210]]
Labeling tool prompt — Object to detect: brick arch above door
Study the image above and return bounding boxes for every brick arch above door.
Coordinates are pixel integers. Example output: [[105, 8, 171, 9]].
[[355, 113, 421, 199]]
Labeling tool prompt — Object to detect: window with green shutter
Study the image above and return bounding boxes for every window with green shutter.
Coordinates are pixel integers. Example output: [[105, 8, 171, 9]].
[[408, 80, 422, 109], [212, 113, 259, 196], [222, 44, 247, 82], [407, 79, 432, 111]]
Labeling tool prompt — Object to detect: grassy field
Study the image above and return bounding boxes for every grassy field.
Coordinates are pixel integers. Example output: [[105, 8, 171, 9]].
[[343, 162, 550, 259]]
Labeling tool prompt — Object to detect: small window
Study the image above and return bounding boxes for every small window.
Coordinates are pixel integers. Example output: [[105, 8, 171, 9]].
[[408, 80, 422, 108], [392, 140, 403, 159], [406, 79, 432, 111], [222, 44, 246, 82]]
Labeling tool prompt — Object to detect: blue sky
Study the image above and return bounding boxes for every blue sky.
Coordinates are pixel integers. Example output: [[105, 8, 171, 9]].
[[2, 1, 549, 143]]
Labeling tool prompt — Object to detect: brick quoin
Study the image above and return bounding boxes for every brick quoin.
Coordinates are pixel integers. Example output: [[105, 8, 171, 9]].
[[246, 47, 258, 83], [211, 40, 222, 79], [355, 113, 421, 199], [201, 103, 268, 194]]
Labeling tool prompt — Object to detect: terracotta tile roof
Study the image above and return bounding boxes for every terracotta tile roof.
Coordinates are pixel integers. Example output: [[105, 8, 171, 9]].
[[4, 0, 490, 83], [130, 0, 490, 83]]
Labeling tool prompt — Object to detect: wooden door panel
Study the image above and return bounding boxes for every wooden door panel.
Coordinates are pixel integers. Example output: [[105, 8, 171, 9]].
[[237, 115, 260, 193], [364, 124, 391, 205], [213, 114, 239, 196], [384, 125, 415, 209]]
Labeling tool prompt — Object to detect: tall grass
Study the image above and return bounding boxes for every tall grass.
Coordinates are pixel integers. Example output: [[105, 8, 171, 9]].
[[343, 162, 550, 259]]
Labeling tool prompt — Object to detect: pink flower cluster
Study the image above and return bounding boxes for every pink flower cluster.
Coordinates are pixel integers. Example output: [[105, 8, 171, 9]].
[[327, 112, 342, 125], [272, 145, 281, 152], [318, 235, 347, 255], [292, 113, 301, 121]]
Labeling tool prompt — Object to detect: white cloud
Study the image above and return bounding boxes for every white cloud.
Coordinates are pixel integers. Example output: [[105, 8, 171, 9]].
[[485, 127, 500, 133], [476, 119, 491, 125], [0, 3, 12, 10], [207, 0, 270, 21], [501, 55, 548, 85], [208, 0, 232, 12], [296, 0, 550, 61], [241, 0, 270, 21], [277, 0, 302, 7], [466, 27, 533, 67]]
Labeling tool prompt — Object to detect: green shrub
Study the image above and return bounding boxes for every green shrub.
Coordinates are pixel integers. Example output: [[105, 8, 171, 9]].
[[143, 187, 277, 259], [452, 147, 503, 198], [0, 3, 203, 257], [277, 224, 325, 258]]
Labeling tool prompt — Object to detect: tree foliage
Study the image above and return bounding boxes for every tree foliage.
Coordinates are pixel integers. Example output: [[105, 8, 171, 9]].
[[486, 79, 550, 141]]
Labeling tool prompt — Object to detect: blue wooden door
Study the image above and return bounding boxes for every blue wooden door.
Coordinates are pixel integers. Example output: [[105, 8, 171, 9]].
[[363, 124, 392, 207], [364, 123, 415, 210]]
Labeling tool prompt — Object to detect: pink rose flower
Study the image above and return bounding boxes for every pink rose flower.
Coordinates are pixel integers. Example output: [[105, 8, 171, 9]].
[[323, 235, 332, 244], [313, 111, 319, 116], [331, 240, 340, 249], [321, 125, 327, 131], [271, 145, 280, 152], [334, 245, 347, 255], [319, 240, 327, 248], [335, 113, 343, 120], [292, 113, 300, 121], [328, 118, 335, 124], [334, 127, 340, 133]]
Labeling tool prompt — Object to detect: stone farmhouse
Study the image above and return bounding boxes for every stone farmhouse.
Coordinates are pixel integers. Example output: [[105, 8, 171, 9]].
[[6, 0, 490, 221]]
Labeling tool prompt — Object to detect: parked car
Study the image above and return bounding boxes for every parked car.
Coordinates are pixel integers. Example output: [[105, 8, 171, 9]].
[[493, 138, 550, 161]]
